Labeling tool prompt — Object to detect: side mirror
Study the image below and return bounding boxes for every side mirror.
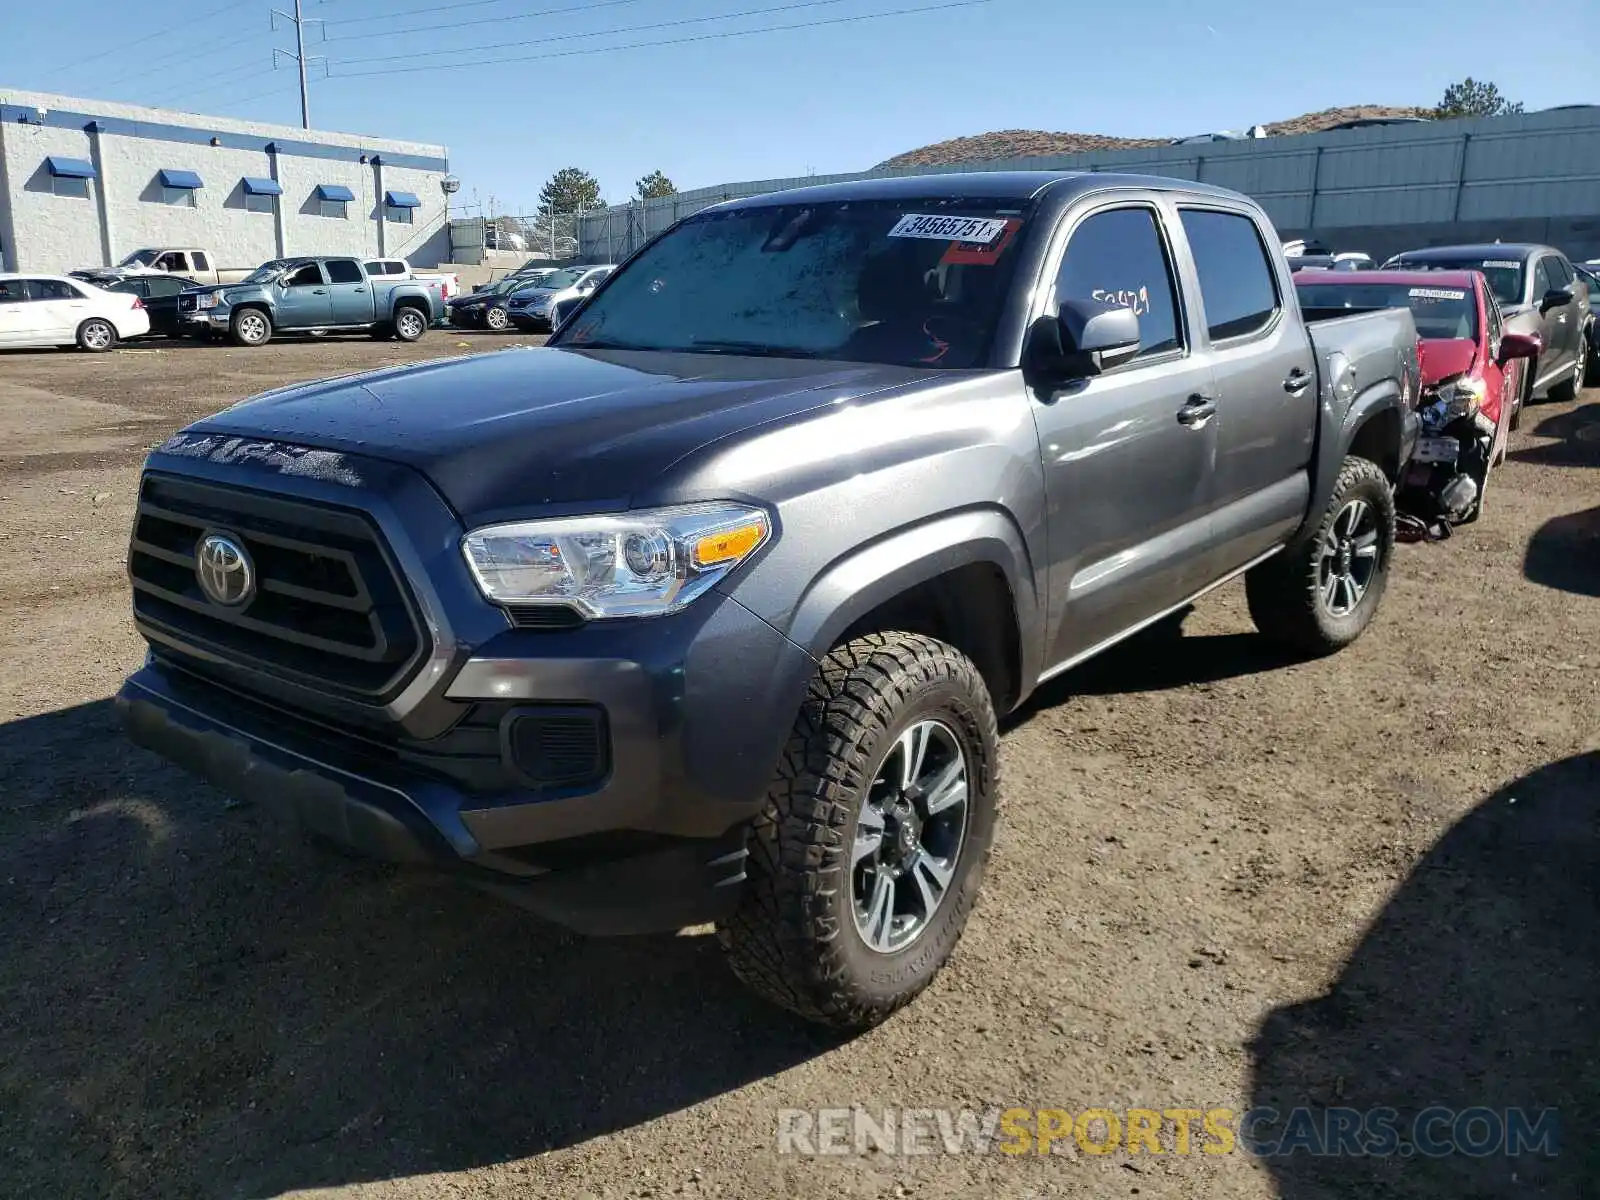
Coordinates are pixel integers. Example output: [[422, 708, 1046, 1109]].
[[1541, 288, 1573, 311], [1497, 331, 1542, 363], [1029, 299, 1143, 381]]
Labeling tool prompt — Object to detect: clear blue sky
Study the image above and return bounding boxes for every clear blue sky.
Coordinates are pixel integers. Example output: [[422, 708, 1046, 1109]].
[[1, 0, 1584, 216]]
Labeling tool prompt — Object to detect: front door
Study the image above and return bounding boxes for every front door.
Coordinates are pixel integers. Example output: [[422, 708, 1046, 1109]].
[[26, 278, 91, 342], [323, 258, 374, 325], [0, 279, 26, 344], [1033, 200, 1219, 671], [276, 261, 333, 328]]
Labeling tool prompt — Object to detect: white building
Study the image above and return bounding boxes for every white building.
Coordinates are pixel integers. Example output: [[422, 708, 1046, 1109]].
[[0, 88, 453, 274]]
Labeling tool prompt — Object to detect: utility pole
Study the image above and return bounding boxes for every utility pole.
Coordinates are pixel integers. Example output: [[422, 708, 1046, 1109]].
[[271, 0, 324, 129]]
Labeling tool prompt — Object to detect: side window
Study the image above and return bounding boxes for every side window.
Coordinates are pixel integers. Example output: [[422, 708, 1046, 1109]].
[[325, 259, 364, 284], [192, 252, 210, 271], [28, 279, 82, 301], [1178, 209, 1280, 340], [1485, 288, 1502, 350], [1053, 207, 1182, 359], [285, 263, 324, 288], [146, 277, 184, 298], [0, 280, 25, 303], [1533, 258, 1554, 298]]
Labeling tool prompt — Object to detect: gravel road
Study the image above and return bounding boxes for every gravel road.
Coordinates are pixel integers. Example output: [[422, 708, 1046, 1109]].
[[1, 333, 1596, 1200]]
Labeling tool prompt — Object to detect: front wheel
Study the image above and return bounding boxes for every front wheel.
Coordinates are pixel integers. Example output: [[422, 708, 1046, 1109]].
[[230, 309, 272, 347], [718, 632, 999, 1030], [485, 305, 509, 331], [1245, 455, 1395, 656], [393, 307, 427, 342], [76, 318, 116, 352]]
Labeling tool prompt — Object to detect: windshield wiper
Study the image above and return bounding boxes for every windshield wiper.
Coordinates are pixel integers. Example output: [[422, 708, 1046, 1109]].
[[687, 339, 824, 359]]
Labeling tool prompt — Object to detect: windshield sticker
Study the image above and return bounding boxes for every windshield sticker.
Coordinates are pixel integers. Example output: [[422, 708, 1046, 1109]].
[[941, 218, 1022, 265], [889, 214, 1010, 244], [1092, 285, 1152, 316], [1482, 260, 1521, 270], [1409, 288, 1467, 301]]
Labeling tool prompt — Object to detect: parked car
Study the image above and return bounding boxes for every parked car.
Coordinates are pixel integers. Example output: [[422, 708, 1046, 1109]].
[[115, 170, 1420, 1030], [447, 275, 529, 330], [1288, 252, 1376, 273], [1573, 262, 1600, 381], [0, 273, 149, 350], [104, 248, 252, 286], [177, 256, 440, 346], [506, 264, 614, 331], [1294, 269, 1540, 521], [1382, 243, 1592, 403], [104, 274, 199, 337]]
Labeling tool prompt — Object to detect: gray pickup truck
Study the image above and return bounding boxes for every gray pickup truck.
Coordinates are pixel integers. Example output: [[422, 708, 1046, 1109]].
[[177, 256, 439, 346], [118, 172, 1418, 1029]]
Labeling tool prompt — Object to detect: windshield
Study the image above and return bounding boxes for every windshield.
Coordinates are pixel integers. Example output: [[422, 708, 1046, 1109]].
[[118, 250, 161, 268], [549, 199, 1034, 367], [535, 267, 587, 291], [242, 259, 293, 284], [1296, 280, 1479, 341], [1389, 257, 1523, 306]]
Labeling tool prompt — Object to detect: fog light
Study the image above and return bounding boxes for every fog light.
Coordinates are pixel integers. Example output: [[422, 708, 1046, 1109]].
[[503, 706, 609, 787]]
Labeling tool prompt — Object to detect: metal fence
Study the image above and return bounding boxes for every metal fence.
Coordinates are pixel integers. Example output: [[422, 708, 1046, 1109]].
[[449, 212, 583, 264], [578, 106, 1600, 262]]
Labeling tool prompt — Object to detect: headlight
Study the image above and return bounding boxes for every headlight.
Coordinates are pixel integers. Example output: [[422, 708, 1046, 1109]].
[[1424, 373, 1484, 421], [462, 502, 771, 618], [194, 293, 218, 309]]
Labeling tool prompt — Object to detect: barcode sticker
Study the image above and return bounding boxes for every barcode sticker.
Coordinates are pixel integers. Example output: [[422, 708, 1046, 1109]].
[[888, 214, 1010, 244], [1409, 288, 1467, 300]]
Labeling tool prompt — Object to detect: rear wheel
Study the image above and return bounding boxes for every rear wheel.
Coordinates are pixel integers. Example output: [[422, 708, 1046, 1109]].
[[230, 308, 272, 347], [718, 632, 999, 1030], [393, 306, 427, 342], [1246, 456, 1395, 656], [1549, 330, 1587, 403], [76, 318, 116, 352]]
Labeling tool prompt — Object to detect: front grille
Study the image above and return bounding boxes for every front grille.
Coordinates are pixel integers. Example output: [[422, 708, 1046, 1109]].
[[178, 294, 197, 312], [129, 474, 428, 702]]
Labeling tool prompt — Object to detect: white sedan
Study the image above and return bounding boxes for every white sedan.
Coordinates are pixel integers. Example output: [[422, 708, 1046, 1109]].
[[0, 273, 150, 351]]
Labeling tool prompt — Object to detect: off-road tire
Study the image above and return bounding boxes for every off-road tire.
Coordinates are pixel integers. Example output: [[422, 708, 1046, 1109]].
[[718, 632, 999, 1030], [230, 308, 272, 347], [1245, 455, 1395, 656], [76, 318, 116, 352]]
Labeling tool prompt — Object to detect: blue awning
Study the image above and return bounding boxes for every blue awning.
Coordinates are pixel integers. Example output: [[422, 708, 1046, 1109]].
[[159, 168, 204, 189], [315, 183, 355, 202], [45, 156, 96, 179], [241, 176, 283, 196], [384, 190, 421, 208]]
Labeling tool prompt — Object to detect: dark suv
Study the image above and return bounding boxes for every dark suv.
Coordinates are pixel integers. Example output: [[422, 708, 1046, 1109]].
[[1383, 243, 1593, 403]]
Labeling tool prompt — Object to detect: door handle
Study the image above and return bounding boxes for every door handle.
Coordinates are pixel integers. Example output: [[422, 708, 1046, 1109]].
[[1177, 394, 1217, 426], [354, 288, 366, 293], [1284, 368, 1311, 393], [312, 289, 327, 294]]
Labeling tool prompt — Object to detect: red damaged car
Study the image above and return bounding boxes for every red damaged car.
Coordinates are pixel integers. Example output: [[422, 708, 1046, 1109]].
[[1294, 269, 1540, 526]]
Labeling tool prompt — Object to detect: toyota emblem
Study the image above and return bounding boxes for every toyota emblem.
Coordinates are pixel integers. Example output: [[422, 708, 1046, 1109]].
[[195, 532, 255, 607]]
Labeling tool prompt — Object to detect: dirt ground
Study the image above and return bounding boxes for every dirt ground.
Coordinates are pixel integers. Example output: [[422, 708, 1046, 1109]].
[[1, 333, 1596, 1200]]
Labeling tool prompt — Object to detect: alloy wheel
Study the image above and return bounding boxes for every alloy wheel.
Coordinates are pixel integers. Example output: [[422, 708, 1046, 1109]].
[[1318, 498, 1381, 617]]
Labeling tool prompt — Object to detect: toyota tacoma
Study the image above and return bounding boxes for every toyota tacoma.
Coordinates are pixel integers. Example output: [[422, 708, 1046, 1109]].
[[118, 172, 1419, 1029]]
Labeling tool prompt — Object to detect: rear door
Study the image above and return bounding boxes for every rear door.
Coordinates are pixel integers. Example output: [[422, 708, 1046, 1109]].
[[276, 261, 333, 328], [25, 278, 90, 341], [1176, 206, 1316, 576], [1031, 198, 1220, 669], [323, 258, 373, 324]]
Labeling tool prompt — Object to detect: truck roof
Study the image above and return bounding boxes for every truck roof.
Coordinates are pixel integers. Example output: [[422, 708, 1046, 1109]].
[[713, 170, 1256, 210]]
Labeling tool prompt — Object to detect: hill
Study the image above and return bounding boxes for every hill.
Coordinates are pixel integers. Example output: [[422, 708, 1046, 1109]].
[[875, 105, 1433, 169]]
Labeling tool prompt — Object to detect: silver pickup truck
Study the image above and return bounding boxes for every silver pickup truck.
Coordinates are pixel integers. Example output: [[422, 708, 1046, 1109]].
[[119, 171, 1419, 1029], [178, 256, 441, 346]]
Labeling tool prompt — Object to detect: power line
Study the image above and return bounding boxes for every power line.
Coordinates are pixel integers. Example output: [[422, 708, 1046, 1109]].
[[98, 25, 271, 92], [323, 0, 648, 44], [324, 0, 638, 30], [56, 0, 260, 73], [336, 0, 851, 66], [331, 0, 992, 77], [143, 65, 281, 108]]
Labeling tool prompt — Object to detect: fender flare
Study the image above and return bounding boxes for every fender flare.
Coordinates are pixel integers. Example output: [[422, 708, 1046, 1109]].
[[1297, 375, 1413, 545], [779, 506, 1043, 692]]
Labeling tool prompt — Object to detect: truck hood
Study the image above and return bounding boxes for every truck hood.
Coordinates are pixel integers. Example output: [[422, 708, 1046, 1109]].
[[186, 346, 933, 521], [1416, 337, 1479, 386]]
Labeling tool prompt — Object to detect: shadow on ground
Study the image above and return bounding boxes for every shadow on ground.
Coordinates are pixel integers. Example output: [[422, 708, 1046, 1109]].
[[1510, 402, 1600, 468], [1249, 752, 1600, 1198], [0, 701, 836, 1200], [1524, 505, 1600, 597]]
